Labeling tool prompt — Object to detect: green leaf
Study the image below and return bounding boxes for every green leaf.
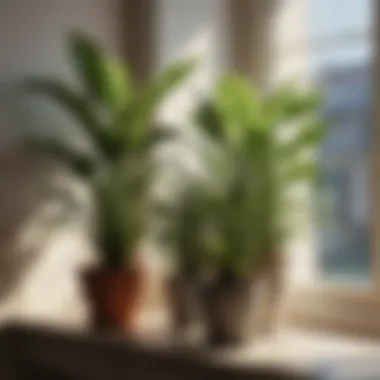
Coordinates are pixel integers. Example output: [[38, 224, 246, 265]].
[[284, 161, 319, 183], [68, 31, 106, 101], [139, 58, 197, 123], [215, 74, 263, 144], [104, 59, 133, 112], [111, 96, 150, 149], [148, 126, 179, 148], [278, 120, 326, 159], [26, 136, 97, 178], [114, 58, 197, 149], [69, 31, 133, 113], [194, 100, 224, 141], [25, 78, 107, 151], [266, 84, 322, 125], [94, 163, 148, 267], [148, 58, 198, 104]]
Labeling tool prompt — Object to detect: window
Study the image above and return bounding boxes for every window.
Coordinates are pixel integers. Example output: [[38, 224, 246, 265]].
[[273, 0, 378, 334], [310, 0, 372, 285]]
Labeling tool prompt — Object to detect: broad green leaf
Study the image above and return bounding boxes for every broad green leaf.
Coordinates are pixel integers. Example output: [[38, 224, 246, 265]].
[[215, 74, 263, 145], [193, 100, 224, 141], [68, 31, 106, 101], [266, 84, 322, 125], [94, 164, 147, 266], [147, 126, 179, 149], [115, 58, 197, 148], [112, 95, 150, 149], [136, 58, 197, 125], [104, 59, 133, 113], [26, 136, 98, 178], [69, 32, 133, 113], [278, 120, 326, 159], [25, 78, 107, 152], [148, 58, 197, 104], [283, 161, 319, 183]]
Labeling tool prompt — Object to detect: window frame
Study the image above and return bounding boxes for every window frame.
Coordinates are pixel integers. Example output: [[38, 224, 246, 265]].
[[279, 0, 380, 337]]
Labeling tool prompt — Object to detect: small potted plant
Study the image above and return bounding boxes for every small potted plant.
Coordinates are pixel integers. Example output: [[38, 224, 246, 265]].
[[193, 75, 325, 346], [154, 123, 224, 338], [24, 32, 195, 331], [156, 183, 211, 337]]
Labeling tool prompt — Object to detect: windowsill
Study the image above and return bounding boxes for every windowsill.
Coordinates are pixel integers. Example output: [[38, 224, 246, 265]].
[[4, 318, 380, 379], [208, 329, 380, 374], [286, 286, 380, 338], [137, 312, 380, 379]]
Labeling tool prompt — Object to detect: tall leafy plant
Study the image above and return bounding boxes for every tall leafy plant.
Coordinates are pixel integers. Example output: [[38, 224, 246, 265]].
[[192, 75, 325, 280], [24, 32, 196, 268]]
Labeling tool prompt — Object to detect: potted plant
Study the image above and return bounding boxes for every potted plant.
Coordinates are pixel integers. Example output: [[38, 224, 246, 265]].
[[154, 121, 224, 337], [155, 183, 210, 337], [192, 75, 325, 346], [24, 32, 196, 331]]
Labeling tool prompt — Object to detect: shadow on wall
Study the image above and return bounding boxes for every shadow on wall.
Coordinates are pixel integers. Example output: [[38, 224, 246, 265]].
[[0, 84, 89, 321], [0, 153, 53, 301], [0, 151, 82, 304]]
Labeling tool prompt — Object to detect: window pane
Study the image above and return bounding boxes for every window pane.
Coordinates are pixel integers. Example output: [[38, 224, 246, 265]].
[[310, 1, 373, 284], [310, 43, 371, 73], [316, 64, 372, 283], [309, 0, 371, 40]]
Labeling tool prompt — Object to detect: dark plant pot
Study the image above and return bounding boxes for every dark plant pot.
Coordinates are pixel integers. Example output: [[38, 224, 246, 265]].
[[167, 274, 201, 335], [201, 277, 255, 347], [83, 266, 144, 332]]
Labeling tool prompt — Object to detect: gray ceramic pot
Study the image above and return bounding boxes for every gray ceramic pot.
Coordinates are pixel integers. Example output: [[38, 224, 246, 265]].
[[201, 276, 255, 346], [167, 274, 202, 335]]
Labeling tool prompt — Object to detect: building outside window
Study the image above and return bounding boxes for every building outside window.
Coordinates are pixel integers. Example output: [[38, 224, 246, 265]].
[[274, 0, 373, 286]]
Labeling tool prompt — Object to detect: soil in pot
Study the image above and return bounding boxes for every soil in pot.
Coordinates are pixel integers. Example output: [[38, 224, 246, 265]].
[[167, 274, 202, 337], [83, 267, 144, 332], [201, 276, 255, 347]]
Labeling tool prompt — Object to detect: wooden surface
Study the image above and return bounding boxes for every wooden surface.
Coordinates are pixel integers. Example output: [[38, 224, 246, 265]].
[[0, 323, 310, 380], [2, 321, 380, 379]]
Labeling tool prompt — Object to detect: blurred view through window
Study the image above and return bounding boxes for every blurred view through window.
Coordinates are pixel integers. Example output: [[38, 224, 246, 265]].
[[276, 0, 373, 284], [311, 0, 372, 283]]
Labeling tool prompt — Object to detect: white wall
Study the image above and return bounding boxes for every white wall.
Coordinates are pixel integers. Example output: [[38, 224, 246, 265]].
[[272, 0, 311, 83], [0, 0, 123, 149], [0, 0, 122, 76], [156, 0, 227, 124]]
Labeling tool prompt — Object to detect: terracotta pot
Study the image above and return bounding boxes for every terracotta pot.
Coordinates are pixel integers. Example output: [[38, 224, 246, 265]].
[[83, 266, 144, 332], [167, 274, 201, 335], [201, 277, 255, 347]]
